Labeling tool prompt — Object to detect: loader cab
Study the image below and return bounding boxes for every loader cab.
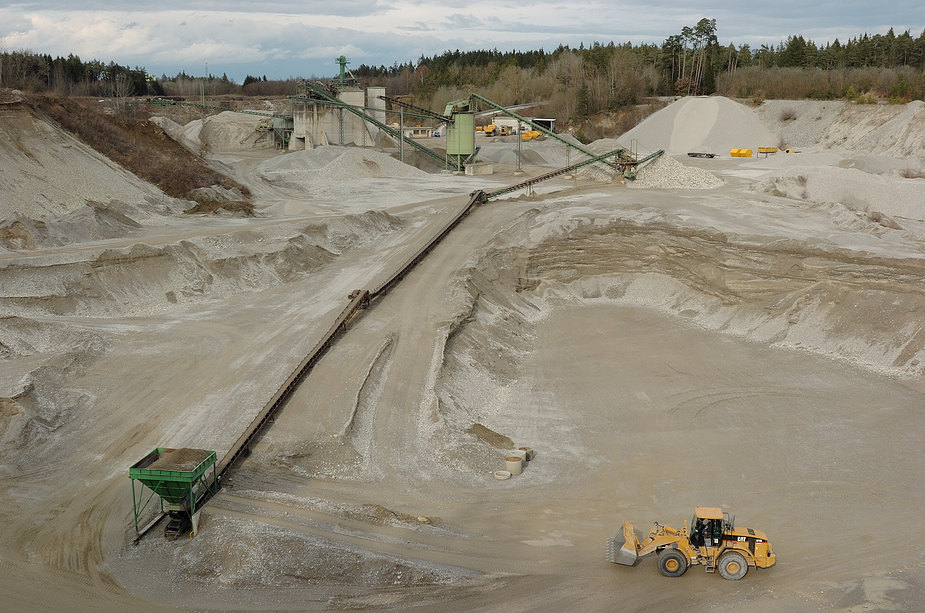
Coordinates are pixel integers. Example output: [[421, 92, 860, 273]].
[[691, 507, 726, 548]]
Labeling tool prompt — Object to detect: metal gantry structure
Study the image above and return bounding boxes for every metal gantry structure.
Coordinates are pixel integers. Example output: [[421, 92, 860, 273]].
[[469, 93, 630, 169], [131, 87, 662, 177], [291, 80, 458, 170], [378, 95, 453, 124]]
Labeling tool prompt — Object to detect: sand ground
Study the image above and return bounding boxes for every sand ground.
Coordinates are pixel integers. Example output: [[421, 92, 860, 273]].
[[2, 97, 925, 612]]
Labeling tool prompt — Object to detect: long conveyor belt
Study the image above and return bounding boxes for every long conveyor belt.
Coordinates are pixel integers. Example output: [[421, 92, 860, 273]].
[[185, 150, 662, 521], [196, 189, 485, 510]]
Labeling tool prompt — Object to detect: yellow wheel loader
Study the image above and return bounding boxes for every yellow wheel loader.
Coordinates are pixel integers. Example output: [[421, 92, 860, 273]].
[[607, 507, 775, 580]]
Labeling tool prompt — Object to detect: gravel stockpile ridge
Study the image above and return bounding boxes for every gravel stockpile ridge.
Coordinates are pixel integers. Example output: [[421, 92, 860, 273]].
[[0, 105, 170, 222]]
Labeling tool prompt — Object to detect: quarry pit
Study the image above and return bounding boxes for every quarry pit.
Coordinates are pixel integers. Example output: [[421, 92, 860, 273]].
[[2, 93, 925, 612]]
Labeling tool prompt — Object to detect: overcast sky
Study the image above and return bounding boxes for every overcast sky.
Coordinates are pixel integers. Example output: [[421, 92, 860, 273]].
[[1, 1, 923, 82]]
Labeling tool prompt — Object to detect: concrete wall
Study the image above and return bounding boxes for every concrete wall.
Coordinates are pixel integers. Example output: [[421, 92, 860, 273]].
[[366, 87, 386, 143], [289, 87, 376, 150]]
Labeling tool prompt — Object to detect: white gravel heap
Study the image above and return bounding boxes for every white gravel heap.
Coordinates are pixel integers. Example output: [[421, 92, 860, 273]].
[[151, 111, 270, 154], [630, 154, 724, 189]]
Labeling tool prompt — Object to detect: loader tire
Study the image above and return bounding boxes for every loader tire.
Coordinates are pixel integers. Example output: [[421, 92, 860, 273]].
[[657, 549, 688, 578], [718, 551, 749, 580]]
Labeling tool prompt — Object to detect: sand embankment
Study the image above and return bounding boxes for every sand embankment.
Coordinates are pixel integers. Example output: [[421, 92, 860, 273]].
[[0, 102, 182, 249]]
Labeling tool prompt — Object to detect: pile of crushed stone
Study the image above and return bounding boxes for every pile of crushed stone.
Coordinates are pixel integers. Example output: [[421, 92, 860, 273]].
[[630, 154, 724, 189]]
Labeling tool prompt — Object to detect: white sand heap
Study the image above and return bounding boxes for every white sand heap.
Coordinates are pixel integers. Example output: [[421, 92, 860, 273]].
[[754, 165, 925, 221], [619, 96, 779, 156], [259, 147, 428, 187], [152, 111, 271, 154], [0, 103, 177, 223]]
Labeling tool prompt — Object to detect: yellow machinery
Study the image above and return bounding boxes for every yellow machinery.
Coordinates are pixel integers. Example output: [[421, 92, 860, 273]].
[[484, 124, 497, 136], [607, 507, 775, 580], [730, 148, 753, 157]]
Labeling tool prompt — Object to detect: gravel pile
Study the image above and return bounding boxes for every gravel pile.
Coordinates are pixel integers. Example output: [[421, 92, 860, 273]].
[[199, 112, 268, 152], [618, 96, 779, 155], [147, 448, 212, 472], [149, 116, 203, 153], [630, 154, 724, 189], [754, 165, 925, 220]]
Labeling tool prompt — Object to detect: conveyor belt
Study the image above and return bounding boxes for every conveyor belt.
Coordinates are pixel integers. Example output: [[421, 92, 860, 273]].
[[214, 289, 370, 480], [191, 151, 662, 516], [469, 93, 631, 169], [209, 190, 484, 493], [292, 81, 452, 169], [478, 148, 630, 202]]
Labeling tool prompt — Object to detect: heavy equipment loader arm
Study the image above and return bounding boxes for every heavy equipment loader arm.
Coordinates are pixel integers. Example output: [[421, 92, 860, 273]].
[[608, 521, 684, 566], [637, 522, 686, 557]]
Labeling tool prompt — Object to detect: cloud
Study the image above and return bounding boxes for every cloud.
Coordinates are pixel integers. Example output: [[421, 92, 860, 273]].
[[0, 2, 922, 82], [6, 1, 396, 19], [443, 13, 485, 30]]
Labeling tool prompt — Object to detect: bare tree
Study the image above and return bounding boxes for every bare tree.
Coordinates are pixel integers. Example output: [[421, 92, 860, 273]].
[[107, 72, 133, 114]]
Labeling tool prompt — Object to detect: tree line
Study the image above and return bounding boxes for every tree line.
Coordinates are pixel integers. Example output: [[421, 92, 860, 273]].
[[354, 20, 925, 122], [2, 20, 924, 115], [354, 21, 925, 96], [0, 51, 164, 96]]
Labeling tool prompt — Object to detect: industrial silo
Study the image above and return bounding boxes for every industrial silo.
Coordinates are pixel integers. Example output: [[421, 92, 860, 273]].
[[446, 112, 475, 171]]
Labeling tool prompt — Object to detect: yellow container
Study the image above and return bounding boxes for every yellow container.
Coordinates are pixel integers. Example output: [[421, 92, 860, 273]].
[[730, 148, 753, 158]]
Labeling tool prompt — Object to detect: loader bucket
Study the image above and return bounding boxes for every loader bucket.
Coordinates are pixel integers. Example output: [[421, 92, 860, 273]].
[[607, 521, 641, 566]]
